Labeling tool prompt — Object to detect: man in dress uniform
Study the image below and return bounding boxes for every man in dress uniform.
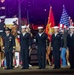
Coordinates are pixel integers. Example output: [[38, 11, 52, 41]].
[[35, 26, 49, 69], [67, 26, 74, 69], [2, 27, 15, 69], [51, 26, 61, 69], [20, 26, 32, 69]]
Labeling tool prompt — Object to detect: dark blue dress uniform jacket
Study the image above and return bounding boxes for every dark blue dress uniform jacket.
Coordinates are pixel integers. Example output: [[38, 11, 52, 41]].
[[51, 33, 61, 69], [20, 33, 32, 69], [2, 33, 15, 69], [67, 33, 74, 68], [3, 34, 15, 52], [35, 32, 49, 69]]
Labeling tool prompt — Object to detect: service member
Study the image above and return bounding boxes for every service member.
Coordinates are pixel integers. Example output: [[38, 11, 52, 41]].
[[2, 27, 15, 69], [67, 26, 74, 69], [20, 26, 32, 69], [35, 26, 49, 69], [51, 26, 61, 69]]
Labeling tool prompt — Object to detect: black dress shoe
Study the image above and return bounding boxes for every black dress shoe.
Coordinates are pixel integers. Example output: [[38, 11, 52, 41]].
[[42, 68, 45, 69], [22, 67, 29, 69], [53, 67, 60, 69], [37, 67, 42, 69], [4, 68, 10, 70], [10, 68, 14, 70], [70, 67, 74, 69], [53, 67, 57, 69], [22, 68, 25, 69]]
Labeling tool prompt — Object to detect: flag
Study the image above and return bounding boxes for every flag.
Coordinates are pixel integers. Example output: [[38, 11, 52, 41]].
[[59, 5, 70, 29], [45, 6, 55, 41], [69, 17, 74, 26]]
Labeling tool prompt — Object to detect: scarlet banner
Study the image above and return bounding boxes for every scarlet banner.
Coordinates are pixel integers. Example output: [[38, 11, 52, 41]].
[[45, 6, 55, 41]]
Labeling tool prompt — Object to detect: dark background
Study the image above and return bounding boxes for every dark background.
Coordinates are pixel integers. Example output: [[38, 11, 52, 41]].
[[0, 0, 74, 25]]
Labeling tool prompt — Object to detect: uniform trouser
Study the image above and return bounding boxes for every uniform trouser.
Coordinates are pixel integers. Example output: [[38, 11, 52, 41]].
[[61, 48, 67, 66], [0, 32, 3, 36], [69, 47, 74, 69], [37, 48, 46, 69], [21, 49, 29, 69], [53, 49, 60, 69], [20, 51, 22, 63], [5, 51, 13, 69]]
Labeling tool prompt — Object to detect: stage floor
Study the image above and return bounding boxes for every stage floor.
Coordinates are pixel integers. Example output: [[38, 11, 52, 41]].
[[0, 66, 74, 75]]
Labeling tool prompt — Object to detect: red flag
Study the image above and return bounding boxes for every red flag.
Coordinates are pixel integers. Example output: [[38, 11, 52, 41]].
[[45, 6, 55, 41]]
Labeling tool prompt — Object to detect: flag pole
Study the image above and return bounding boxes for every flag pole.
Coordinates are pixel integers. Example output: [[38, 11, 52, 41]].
[[27, 10, 30, 24], [63, 5, 68, 48], [18, 0, 21, 31]]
